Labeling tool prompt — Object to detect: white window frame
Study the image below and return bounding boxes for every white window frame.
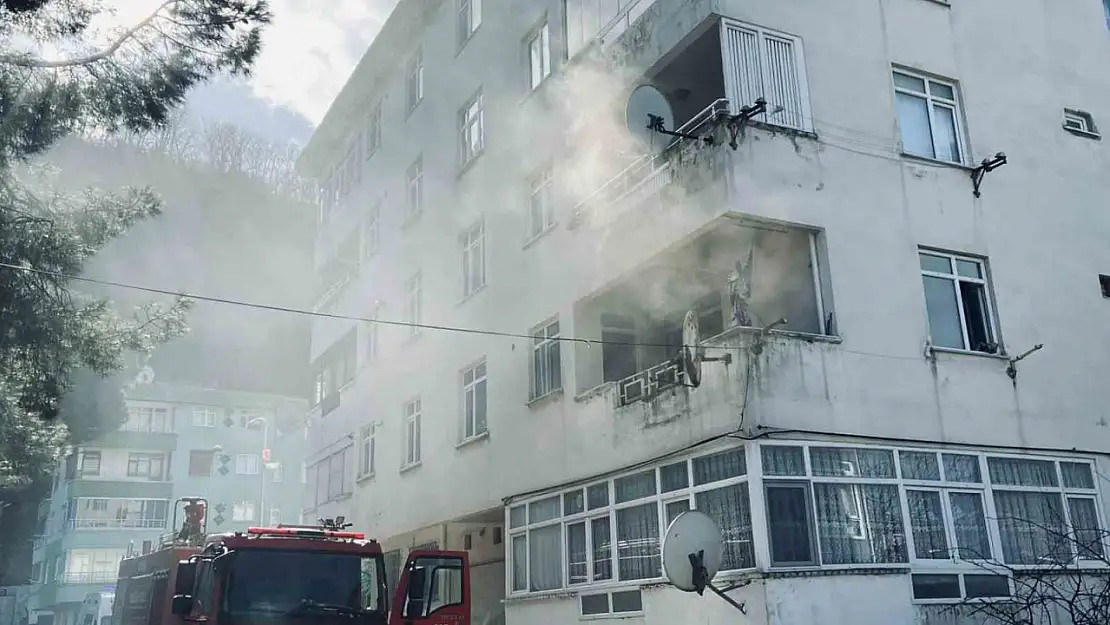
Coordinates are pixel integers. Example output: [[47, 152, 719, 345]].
[[459, 90, 485, 167], [918, 249, 999, 354], [359, 424, 376, 477], [361, 303, 382, 364], [530, 319, 562, 400], [461, 219, 486, 297], [366, 104, 382, 157], [506, 441, 1108, 601], [235, 454, 261, 475], [363, 202, 380, 259], [461, 359, 488, 440], [527, 21, 551, 91], [232, 501, 256, 522], [405, 271, 422, 339], [268, 507, 281, 526], [406, 49, 424, 113], [403, 398, 422, 467], [192, 406, 217, 427], [458, 0, 482, 47], [1063, 109, 1099, 137], [719, 18, 813, 132], [405, 155, 424, 217], [892, 68, 967, 164], [527, 163, 555, 239], [506, 445, 754, 596]]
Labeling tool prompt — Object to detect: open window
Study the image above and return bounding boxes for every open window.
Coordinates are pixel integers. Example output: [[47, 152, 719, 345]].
[[389, 550, 470, 625]]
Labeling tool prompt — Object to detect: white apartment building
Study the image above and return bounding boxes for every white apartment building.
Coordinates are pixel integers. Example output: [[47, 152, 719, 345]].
[[297, 1, 1110, 623]]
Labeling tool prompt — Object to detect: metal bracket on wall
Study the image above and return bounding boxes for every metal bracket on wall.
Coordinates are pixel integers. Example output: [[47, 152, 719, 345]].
[[970, 152, 1007, 198]]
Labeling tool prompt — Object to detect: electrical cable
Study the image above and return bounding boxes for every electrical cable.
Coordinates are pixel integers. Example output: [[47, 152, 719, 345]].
[[0, 260, 737, 352]]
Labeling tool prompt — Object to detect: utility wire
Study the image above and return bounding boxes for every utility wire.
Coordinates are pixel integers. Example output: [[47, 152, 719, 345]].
[[0, 260, 734, 352]]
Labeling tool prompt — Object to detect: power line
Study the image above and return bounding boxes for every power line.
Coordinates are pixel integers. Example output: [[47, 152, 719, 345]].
[[0, 260, 729, 352]]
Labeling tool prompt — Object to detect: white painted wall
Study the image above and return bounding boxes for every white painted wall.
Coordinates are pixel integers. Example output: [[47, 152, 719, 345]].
[[301, 0, 1110, 622]]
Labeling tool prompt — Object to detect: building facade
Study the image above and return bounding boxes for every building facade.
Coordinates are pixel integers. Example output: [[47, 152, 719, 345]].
[[297, 0, 1110, 623], [25, 372, 307, 625]]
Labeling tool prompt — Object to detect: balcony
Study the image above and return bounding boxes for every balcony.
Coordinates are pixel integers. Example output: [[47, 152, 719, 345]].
[[573, 214, 836, 407], [68, 517, 168, 530], [58, 571, 117, 585]]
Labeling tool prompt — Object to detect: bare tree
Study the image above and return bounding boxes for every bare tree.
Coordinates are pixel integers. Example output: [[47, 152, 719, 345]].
[[956, 514, 1110, 625]]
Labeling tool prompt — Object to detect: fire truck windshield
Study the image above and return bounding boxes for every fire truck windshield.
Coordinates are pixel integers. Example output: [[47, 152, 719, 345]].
[[222, 549, 387, 623]]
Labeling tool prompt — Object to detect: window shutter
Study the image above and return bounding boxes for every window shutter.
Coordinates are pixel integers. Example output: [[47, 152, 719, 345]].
[[720, 19, 811, 132], [761, 34, 805, 130]]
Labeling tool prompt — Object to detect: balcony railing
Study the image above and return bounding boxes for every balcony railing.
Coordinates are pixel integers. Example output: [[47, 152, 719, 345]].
[[617, 358, 685, 406], [59, 571, 118, 585], [69, 517, 168, 530], [571, 99, 729, 230]]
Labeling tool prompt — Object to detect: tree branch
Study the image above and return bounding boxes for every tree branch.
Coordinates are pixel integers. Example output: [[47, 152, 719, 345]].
[[0, 0, 176, 68]]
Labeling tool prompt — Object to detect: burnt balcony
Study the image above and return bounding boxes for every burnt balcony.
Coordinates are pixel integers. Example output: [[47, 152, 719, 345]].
[[574, 214, 836, 407]]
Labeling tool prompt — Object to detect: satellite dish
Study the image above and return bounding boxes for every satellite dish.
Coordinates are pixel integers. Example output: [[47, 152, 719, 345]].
[[626, 84, 674, 154], [662, 511, 723, 592], [681, 310, 701, 387]]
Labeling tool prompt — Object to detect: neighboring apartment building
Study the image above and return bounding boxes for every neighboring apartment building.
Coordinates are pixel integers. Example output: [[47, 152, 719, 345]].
[[25, 370, 307, 625], [296, 0, 1110, 624]]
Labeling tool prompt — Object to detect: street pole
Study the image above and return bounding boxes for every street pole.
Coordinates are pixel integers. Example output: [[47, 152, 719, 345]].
[[249, 417, 269, 525]]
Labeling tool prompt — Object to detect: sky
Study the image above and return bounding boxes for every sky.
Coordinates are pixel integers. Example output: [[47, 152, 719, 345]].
[[111, 0, 401, 142]]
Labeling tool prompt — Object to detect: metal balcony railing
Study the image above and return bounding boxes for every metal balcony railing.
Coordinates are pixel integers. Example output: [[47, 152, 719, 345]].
[[69, 517, 168, 530], [572, 99, 730, 229], [59, 571, 118, 585], [617, 358, 685, 406]]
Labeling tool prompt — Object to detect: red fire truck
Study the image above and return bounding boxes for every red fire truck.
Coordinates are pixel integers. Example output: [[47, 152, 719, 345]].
[[111, 498, 470, 625]]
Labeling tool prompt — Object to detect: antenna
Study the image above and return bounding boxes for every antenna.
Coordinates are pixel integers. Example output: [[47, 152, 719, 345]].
[[678, 310, 732, 388], [662, 511, 749, 614]]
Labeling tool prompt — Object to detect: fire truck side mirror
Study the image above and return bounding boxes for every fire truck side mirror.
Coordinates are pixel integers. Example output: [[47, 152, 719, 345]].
[[170, 595, 193, 616], [401, 567, 427, 619], [174, 561, 197, 596]]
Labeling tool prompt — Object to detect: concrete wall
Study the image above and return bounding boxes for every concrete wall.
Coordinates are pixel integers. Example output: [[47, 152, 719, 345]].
[[301, 0, 1110, 622]]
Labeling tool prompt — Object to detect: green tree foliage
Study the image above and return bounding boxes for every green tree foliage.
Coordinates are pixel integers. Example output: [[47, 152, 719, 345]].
[[0, 0, 272, 490]]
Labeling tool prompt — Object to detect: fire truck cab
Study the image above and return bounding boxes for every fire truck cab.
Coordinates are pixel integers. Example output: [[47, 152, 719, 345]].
[[112, 499, 470, 625]]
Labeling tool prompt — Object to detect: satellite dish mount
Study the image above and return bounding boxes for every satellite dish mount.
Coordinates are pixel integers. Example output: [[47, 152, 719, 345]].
[[646, 114, 714, 145], [678, 310, 732, 388], [662, 511, 749, 615]]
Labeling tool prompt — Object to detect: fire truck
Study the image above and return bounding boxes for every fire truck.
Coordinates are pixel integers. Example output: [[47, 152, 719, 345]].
[[111, 498, 470, 625]]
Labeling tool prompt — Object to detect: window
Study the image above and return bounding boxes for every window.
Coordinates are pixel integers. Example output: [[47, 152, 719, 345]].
[[720, 19, 812, 131], [363, 203, 380, 259], [404, 398, 422, 467], [564, 0, 652, 59], [461, 219, 486, 297], [359, 424, 376, 477], [70, 499, 169, 530], [311, 329, 358, 409], [1100, 274, 1110, 299], [406, 49, 424, 112], [528, 163, 555, 239], [366, 104, 382, 157], [919, 250, 998, 354], [462, 360, 488, 440], [361, 304, 381, 363], [192, 407, 217, 427], [405, 272, 422, 339], [458, 0, 481, 46], [459, 90, 485, 166], [1063, 109, 1099, 137], [121, 406, 172, 433], [269, 508, 281, 526], [310, 448, 351, 507], [580, 590, 643, 616], [232, 501, 256, 522], [79, 451, 101, 476], [530, 319, 561, 400], [507, 447, 753, 594], [126, 453, 165, 480], [527, 22, 551, 90], [405, 155, 424, 217], [893, 69, 964, 163], [236, 454, 261, 475]]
